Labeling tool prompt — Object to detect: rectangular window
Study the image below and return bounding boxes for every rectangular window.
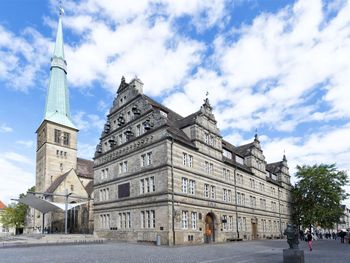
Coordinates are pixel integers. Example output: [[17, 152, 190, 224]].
[[250, 179, 255, 189], [182, 211, 188, 229], [63, 132, 70, 146], [189, 180, 195, 195], [183, 153, 187, 165], [150, 176, 155, 192], [123, 161, 128, 172], [141, 211, 145, 228], [191, 212, 197, 230], [229, 216, 234, 230], [183, 153, 193, 167], [127, 212, 131, 228], [147, 152, 152, 165], [204, 133, 209, 144], [209, 136, 214, 146], [140, 179, 145, 194], [204, 184, 209, 198], [182, 177, 188, 193], [140, 176, 155, 194], [141, 152, 153, 167], [210, 185, 215, 199], [188, 155, 193, 167], [205, 161, 213, 174], [54, 129, 61, 143], [151, 210, 155, 228], [223, 215, 227, 230], [223, 168, 230, 181]]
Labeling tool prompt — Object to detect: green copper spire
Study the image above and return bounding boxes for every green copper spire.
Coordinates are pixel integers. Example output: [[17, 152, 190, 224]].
[[44, 13, 76, 129]]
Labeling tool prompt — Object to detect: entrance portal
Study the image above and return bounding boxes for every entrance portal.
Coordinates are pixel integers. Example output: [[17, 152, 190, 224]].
[[252, 222, 258, 240], [67, 202, 79, 233], [204, 213, 215, 243]]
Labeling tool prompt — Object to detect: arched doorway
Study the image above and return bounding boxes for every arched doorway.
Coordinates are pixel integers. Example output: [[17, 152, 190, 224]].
[[67, 202, 79, 233], [204, 213, 215, 243]]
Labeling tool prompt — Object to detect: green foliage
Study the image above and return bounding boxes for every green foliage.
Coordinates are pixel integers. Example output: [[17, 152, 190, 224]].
[[292, 164, 349, 229], [0, 186, 35, 230]]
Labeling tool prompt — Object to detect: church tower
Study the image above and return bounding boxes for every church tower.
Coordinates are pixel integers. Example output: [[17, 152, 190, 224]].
[[35, 11, 78, 193]]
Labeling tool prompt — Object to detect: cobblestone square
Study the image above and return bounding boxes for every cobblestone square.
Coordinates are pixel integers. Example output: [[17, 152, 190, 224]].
[[1, 239, 349, 263]]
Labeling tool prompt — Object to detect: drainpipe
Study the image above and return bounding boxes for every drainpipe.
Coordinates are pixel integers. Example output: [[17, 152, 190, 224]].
[[171, 137, 175, 245], [233, 164, 239, 239], [278, 188, 282, 237]]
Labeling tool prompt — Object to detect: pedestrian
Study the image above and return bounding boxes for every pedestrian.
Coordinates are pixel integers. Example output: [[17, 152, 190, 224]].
[[307, 231, 313, 251], [299, 230, 304, 241], [339, 230, 346, 243]]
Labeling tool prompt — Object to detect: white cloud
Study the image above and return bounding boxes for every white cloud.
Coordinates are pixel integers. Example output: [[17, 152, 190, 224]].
[[0, 25, 51, 92], [3, 152, 34, 165], [78, 143, 96, 160], [0, 155, 34, 204], [16, 140, 34, 148], [171, 0, 350, 134], [0, 123, 13, 133], [72, 111, 105, 131]]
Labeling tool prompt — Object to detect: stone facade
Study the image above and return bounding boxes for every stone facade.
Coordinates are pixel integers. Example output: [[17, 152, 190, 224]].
[[93, 77, 292, 245]]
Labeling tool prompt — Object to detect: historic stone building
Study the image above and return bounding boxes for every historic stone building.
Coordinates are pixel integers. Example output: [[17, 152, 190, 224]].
[[93, 77, 292, 245], [26, 13, 94, 234]]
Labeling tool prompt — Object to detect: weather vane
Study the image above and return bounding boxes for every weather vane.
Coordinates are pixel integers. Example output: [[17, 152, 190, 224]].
[[206, 91, 209, 98]]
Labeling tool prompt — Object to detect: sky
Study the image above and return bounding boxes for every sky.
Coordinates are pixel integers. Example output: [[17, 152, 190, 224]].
[[0, 0, 349, 207]]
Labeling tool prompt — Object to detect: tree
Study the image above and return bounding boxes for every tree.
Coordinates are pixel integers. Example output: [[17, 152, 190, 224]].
[[292, 164, 349, 230], [0, 186, 35, 233]]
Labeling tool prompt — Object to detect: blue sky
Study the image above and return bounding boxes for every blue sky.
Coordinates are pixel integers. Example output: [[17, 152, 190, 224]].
[[0, 0, 349, 206]]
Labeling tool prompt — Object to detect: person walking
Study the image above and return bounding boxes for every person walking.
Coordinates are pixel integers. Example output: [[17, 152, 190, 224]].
[[307, 231, 313, 251], [339, 230, 346, 243]]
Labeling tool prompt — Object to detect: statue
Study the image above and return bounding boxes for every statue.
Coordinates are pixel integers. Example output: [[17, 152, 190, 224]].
[[284, 224, 299, 249]]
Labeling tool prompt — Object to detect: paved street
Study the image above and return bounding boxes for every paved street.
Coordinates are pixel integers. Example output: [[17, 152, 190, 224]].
[[0, 239, 349, 263]]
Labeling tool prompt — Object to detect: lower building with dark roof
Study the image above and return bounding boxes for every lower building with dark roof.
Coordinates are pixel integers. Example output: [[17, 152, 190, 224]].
[[93, 77, 292, 245]]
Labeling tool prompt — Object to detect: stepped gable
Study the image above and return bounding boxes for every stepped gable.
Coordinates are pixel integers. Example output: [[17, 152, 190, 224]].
[[77, 158, 93, 179], [143, 95, 196, 148]]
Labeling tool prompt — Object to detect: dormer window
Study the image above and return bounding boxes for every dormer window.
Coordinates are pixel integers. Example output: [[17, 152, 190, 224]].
[[235, 155, 244, 165], [223, 149, 232, 159], [160, 110, 167, 118]]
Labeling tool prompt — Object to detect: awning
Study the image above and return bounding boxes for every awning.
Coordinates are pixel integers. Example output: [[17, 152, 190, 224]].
[[17, 195, 87, 214]]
